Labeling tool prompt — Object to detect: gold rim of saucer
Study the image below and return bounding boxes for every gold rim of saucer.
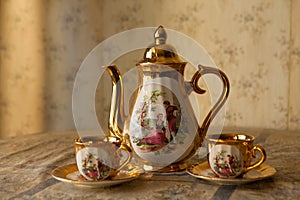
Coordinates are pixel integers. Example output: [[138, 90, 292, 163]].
[[51, 164, 141, 187], [186, 162, 276, 185]]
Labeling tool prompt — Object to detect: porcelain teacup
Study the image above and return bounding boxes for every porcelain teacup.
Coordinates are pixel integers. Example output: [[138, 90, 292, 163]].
[[74, 136, 131, 181], [206, 133, 266, 178]]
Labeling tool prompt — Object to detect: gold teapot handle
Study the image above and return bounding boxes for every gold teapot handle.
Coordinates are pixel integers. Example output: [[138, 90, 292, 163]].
[[190, 64, 230, 136]]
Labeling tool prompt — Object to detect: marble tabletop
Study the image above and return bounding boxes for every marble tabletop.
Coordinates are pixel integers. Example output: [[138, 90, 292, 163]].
[[0, 128, 299, 200]]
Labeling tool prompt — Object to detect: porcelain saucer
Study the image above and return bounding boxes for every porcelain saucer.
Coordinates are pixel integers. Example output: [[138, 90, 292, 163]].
[[51, 164, 141, 188], [186, 162, 276, 185]]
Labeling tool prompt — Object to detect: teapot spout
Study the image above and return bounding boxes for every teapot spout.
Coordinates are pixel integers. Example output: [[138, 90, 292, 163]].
[[105, 65, 125, 139]]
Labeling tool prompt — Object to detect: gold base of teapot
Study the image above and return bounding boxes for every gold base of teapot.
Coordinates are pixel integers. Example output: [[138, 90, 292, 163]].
[[154, 162, 188, 173], [142, 161, 189, 173]]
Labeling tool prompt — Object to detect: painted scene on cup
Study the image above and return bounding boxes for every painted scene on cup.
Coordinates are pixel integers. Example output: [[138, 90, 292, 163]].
[[77, 149, 111, 181], [212, 149, 242, 177]]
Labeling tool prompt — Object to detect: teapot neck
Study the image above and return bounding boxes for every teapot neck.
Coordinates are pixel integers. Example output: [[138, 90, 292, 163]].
[[137, 63, 187, 83], [137, 63, 187, 74]]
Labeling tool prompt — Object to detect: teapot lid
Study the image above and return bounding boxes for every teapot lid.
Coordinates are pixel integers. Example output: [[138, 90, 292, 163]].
[[138, 25, 184, 65]]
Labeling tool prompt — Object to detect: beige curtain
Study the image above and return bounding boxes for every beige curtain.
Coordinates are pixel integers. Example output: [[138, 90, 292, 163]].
[[0, 0, 299, 138], [0, 0, 104, 138], [0, 0, 45, 138]]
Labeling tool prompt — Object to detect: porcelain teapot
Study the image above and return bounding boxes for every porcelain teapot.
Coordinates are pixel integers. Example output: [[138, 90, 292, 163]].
[[105, 26, 230, 172]]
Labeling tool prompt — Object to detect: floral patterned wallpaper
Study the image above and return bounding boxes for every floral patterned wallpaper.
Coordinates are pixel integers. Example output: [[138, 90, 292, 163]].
[[0, 0, 299, 138]]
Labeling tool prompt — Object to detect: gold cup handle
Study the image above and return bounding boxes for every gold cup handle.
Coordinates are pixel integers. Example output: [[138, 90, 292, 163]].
[[189, 64, 230, 136], [114, 143, 132, 173], [246, 145, 267, 172]]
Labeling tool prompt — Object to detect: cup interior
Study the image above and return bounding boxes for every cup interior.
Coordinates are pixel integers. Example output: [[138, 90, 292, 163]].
[[206, 133, 255, 142], [75, 136, 109, 145]]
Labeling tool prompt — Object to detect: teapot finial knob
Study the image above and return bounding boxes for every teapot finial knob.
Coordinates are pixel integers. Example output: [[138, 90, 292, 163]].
[[154, 25, 167, 45]]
